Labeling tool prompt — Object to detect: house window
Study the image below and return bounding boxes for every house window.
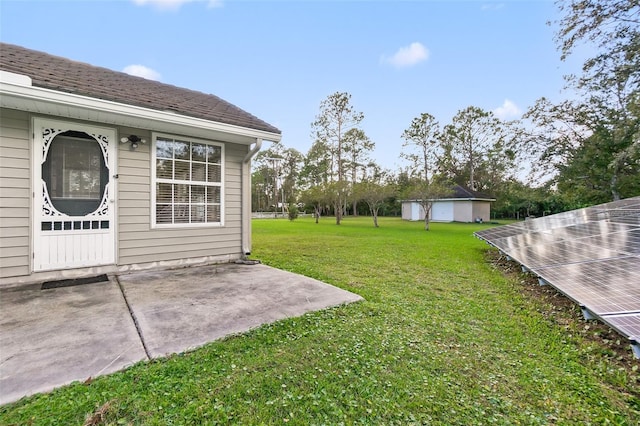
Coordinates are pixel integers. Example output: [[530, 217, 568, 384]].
[[152, 134, 224, 227]]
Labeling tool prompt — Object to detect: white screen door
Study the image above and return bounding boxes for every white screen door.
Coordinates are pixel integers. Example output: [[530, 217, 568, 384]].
[[33, 118, 116, 271]]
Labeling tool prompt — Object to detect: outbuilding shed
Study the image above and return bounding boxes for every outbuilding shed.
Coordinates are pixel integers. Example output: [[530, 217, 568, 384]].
[[401, 185, 495, 223], [0, 43, 281, 287]]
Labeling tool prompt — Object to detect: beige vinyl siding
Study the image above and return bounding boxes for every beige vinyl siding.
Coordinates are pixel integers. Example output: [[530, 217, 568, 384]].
[[117, 129, 245, 266], [0, 114, 248, 280], [0, 108, 30, 278]]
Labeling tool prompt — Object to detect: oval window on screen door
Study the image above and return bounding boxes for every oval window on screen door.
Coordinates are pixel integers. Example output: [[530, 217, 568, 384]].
[[42, 131, 108, 216]]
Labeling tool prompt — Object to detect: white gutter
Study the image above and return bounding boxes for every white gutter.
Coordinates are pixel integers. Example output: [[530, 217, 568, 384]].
[[243, 138, 263, 163], [241, 138, 263, 256], [401, 198, 496, 202]]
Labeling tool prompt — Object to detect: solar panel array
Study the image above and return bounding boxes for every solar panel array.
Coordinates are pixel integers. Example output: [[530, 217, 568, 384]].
[[474, 196, 640, 358]]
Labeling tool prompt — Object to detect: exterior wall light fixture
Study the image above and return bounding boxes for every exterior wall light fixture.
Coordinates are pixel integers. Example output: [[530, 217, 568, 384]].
[[120, 135, 146, 149]]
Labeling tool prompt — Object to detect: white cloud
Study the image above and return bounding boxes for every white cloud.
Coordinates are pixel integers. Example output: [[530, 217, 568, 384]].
[[132, 0, 222, 11], [132, 0, 192, 10], [381, 42, 429, 68], [206, 0, 223, 8], [481, 3, 504, 11], [493, 99, 522, 120], [123, 65, 162, 81]]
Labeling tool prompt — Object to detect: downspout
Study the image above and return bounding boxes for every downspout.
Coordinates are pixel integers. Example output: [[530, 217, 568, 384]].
[[241, 138, 262, 257]]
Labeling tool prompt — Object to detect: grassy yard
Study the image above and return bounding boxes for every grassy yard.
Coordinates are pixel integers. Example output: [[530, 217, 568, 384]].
[[1, 217, 638, 425]]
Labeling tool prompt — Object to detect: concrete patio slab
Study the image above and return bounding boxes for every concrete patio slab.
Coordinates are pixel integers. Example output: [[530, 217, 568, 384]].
[[0, 279, 146, 405], [118, 263, 363, 358], [0, 263, 362, 405]]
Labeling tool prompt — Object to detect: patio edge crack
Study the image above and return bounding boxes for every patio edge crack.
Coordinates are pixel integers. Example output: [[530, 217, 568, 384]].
[[115, 275, 152, 360]]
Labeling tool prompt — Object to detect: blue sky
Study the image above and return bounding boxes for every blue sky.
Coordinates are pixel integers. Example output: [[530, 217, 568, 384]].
[[0, 0, 582, 171]]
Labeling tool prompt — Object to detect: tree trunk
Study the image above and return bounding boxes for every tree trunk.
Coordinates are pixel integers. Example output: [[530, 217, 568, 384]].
[[352, 165, 359, 217], [610, 173, 621, 201], [422, 203, 431, 231]]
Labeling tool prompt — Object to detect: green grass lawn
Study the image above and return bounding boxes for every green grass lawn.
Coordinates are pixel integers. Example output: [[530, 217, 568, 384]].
[[1, 216, 638, 425]]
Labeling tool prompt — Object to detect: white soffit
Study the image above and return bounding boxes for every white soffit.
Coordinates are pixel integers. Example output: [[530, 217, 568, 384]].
[[0, 79, 281, 145]]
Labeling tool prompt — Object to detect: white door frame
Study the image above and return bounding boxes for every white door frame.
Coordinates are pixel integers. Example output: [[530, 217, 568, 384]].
[[32, 117, 117, 272]]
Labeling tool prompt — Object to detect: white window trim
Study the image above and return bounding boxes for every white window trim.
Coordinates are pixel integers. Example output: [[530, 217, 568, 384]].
[[151, 132, 225, 228]]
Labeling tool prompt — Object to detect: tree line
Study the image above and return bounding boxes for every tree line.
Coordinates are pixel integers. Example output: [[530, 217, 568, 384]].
[[251, 0, 639, 228]]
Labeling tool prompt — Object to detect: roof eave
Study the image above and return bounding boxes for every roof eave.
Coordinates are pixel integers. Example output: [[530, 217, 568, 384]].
[[401, 198, 496, 202], [436, 197, 496, 202], [0, 79, 282, 144]]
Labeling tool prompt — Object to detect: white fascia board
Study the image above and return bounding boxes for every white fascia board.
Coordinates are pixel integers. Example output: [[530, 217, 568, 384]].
[[400, 198, 496, 202], [435, 198, 496, 202], [432, 198, 496, 202], [0, 81, 282, 144]]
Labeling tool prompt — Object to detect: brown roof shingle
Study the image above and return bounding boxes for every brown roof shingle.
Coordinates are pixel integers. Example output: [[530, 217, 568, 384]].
[[452, 184, 494, 200], [0, 43, 281, 135]]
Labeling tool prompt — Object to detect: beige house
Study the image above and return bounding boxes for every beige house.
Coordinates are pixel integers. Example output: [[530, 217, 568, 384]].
[[401, 185, 495, 223], [0, 43, 281, 287]]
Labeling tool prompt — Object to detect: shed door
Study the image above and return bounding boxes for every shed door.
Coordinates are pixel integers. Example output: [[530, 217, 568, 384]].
[[33, 119, 116, 271], [432, 201, 454, 222]]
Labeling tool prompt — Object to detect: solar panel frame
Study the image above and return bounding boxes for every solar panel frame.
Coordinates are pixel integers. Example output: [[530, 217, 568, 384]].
[[509, 239, 627, 269], [488, 223, 637, 254], [603, 314, 640, 346], [475, 196, 640, 357], [532, 257, 640, 315]]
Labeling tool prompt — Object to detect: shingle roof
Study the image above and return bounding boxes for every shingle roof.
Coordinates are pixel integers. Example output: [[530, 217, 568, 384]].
[[0, 43, 281, 135], [451, 184, 494, 200]]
